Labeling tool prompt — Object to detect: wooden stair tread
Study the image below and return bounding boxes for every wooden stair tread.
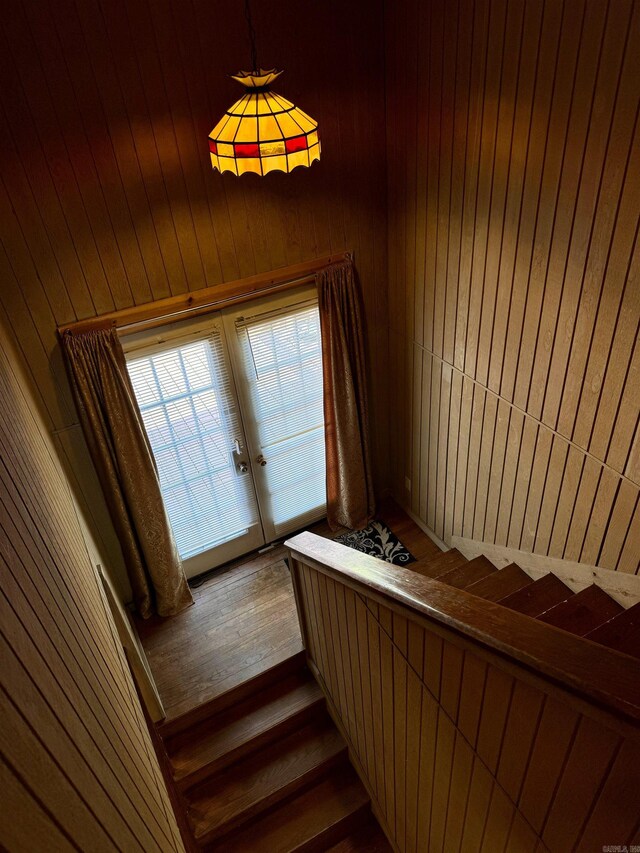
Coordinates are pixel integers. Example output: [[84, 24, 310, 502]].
[[205, 769, 370, 853], [158, 651, 307, 739], [498, 573, 574, 617], [408, 548, 467, 579], [465, 563, 533, 602], [189, 718, 346, 843], [586, 602, 640, 658], [325, 819, 392, 851], [437, 555, 497, 589], [168, 671, 324, 788], [538, 584, 624, 636]]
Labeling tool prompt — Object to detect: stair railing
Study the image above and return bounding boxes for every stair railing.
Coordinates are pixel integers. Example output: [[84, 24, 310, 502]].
[[286, 531, 640, 853]]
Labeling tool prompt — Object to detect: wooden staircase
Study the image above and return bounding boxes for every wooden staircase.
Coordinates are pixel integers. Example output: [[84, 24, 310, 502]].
[[409, 549, 640, 658], [156, 656, 391, 852], [154, 542, 638, 852]]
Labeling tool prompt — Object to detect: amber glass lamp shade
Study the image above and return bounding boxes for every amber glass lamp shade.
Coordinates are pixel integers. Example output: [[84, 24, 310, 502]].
[[208, 69, 320, 175]]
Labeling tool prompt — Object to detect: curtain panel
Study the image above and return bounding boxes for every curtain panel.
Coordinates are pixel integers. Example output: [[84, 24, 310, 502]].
[[62, 328, 192, 618], [317, 259, 375, 530]]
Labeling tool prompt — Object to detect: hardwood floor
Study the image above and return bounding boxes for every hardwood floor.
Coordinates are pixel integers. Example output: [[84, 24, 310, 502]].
[[137, 550, 303, 721], [137, 501, 439, 721]]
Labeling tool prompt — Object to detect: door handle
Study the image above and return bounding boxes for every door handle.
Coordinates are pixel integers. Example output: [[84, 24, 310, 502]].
[[233, 439, 243, 456], [256, 455, 267, 467]]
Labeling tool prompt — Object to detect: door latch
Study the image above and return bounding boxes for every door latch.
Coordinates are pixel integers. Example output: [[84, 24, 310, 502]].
[[256, 454, 267, 467], [237, 461, 248, 473]]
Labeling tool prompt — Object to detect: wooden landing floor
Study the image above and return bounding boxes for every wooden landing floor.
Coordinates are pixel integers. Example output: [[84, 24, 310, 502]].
[[137, 500, 439, 721]]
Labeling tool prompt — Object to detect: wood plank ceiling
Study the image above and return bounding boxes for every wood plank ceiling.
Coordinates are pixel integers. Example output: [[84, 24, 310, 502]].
[[386, 0, 639, 573]]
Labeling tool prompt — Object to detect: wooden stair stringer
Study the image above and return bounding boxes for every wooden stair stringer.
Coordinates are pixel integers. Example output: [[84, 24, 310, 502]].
[[414, 548, 640, 660]]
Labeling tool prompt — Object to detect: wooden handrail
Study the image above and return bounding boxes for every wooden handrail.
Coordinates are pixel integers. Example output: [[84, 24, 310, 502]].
[[57, 251, 352, 337], [286, 531, 640, 727]]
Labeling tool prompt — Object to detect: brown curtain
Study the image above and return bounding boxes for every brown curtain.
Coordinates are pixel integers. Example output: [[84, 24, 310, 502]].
[[61, 328, 193, 619], [317, 259, 375, 530]]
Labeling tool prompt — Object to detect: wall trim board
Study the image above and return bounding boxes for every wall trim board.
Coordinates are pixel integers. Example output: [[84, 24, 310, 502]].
[[400, 501, 448, 553], [397, 332, 640, 492], [397, 337, 640, 574], [97, 564, 165, 723], [397, 502, 640, 608], [452, 535, 640, 608]]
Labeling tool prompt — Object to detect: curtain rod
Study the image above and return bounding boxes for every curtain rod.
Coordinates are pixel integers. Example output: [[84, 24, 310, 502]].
[[57, 251, 353, 338], [118, 273, 315, 337]]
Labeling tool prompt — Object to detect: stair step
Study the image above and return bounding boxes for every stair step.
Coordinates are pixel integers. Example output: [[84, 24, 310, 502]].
[[168, 671, 325, 790], [189, 717, 346, 845], [204, 768, 370, 853], [465, 563, 533, 602], [158, 651, 307, 739], [586, 602, 640, 658], [437, 555, 497, 589], [498, 573, 574, 617], [538, 585, 624, 636], [409, 548, 467, 579], [325, 819, 392, 851]]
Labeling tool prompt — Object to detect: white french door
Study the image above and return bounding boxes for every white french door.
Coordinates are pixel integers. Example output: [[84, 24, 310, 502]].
[[123, 285, 325, 579], [222, 286, 326, 541], [124, 316, 264, 578]]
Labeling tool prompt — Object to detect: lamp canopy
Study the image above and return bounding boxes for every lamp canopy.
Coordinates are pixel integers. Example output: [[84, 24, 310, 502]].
[[208, 69, 321, 176]]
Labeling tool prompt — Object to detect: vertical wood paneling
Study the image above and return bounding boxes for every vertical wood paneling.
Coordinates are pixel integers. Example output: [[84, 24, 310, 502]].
[[293, 561, 640, 853], [0, 0, 388, 598], [388, 0, 640, 573], [0, 324, 182, 850]]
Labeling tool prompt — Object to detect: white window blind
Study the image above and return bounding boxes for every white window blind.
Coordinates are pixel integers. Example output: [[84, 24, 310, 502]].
[[236, 301, 326, 536], [126, 328, 259, 560]]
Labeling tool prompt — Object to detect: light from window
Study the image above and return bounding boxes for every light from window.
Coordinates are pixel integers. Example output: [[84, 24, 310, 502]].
[[236, 303, 326, 535], [127, 330, 259, 560]]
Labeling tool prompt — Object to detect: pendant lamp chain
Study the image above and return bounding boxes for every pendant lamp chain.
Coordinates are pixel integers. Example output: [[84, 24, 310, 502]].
[[207, 0, 321, 175], [244, 0, 259, 72]]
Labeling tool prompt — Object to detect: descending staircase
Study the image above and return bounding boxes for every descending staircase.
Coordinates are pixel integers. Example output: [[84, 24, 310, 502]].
[[408, 549, 640, 658], [156, 655, 391, 852], [153, 543, 638, 852]]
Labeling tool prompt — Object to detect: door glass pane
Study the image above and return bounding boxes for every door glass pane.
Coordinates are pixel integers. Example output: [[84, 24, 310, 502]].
[[126, 327, 260, 560], [235, 302, 326, 536]]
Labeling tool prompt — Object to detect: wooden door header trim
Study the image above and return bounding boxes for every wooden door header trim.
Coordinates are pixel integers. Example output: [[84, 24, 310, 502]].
[[57, 251, 352, 338]]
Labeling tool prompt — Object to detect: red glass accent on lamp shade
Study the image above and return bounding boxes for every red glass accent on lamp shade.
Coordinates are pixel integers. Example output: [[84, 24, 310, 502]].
[[285, 135, 308, 153], [208, 69, 321, 175], [235, 142, 260, 158]]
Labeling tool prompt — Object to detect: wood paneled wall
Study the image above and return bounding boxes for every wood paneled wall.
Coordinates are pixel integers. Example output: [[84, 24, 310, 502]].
[[0, 321, 183, 851], [292, 557, 640, 852], [0, 0, 388, 596], [386, 0, 640, 573]]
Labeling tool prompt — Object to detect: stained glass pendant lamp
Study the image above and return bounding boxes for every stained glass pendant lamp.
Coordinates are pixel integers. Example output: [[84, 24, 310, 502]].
[[208, 1, 320, 175]]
